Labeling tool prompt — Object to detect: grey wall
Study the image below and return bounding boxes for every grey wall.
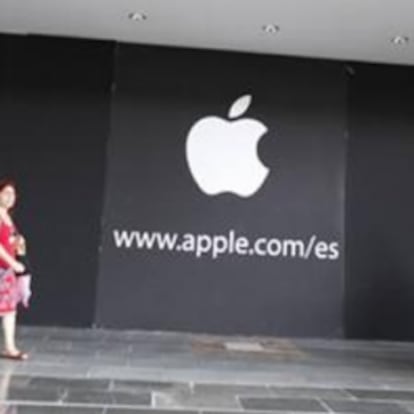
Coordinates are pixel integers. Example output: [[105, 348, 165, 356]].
[[0, 34, 113, 326], [346, 63, 414, 340]]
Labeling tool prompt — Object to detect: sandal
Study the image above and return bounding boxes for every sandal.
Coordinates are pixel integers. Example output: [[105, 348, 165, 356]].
[[0, 350, 29, 361]]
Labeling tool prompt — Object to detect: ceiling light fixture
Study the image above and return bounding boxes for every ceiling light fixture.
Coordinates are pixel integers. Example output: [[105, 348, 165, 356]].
[[391, 35, 409, 45], [262, 24, 280, 34], [128, 12, 148, 22]]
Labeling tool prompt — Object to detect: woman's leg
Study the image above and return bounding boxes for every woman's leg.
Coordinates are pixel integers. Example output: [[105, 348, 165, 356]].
[[2, 312, 17, 353], [1, 312, 28, 360]]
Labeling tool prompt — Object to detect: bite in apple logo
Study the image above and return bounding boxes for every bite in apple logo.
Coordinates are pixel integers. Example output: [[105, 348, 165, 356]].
[[186, 94, 270, 198]]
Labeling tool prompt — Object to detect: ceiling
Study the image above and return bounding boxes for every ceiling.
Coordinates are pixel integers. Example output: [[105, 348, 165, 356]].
[[1, 0, 413, 65]]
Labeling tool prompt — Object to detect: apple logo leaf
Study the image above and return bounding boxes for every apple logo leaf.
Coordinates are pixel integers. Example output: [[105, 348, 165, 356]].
[[228, 95, 252, 119]]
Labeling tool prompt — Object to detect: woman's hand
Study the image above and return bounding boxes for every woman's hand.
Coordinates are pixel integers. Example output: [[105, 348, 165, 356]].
[[12, 260, 25, 274]]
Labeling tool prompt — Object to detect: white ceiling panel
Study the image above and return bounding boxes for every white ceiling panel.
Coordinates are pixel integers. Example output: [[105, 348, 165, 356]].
[[0, 0, 413, 65]]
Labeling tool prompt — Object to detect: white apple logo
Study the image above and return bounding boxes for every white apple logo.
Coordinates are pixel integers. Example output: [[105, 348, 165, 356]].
[[186, 95, 270, 198]]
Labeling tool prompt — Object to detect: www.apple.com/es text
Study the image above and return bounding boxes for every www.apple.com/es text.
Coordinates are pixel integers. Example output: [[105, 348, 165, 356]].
[[112, 229, 339, 260]]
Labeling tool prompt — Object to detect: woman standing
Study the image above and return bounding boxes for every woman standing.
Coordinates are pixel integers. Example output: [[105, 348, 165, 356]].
[[0, 179, 28, 360]]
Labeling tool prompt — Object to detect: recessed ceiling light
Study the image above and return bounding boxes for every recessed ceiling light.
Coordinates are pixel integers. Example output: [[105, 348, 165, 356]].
[[128, 12, 148, 22], [262, 24, 280, 34], [391, 35, 409, 45]]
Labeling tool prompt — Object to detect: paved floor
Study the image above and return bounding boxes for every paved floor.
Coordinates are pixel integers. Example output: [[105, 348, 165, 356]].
[[0, 327, 414, 413]]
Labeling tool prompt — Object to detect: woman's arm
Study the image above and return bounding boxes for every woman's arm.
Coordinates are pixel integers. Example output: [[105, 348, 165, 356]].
[[15, 234, 26, 256], [0, 244, 24, 273]]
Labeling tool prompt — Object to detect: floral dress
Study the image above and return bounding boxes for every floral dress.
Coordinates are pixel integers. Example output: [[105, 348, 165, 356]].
[[0, 221, 18, 315]]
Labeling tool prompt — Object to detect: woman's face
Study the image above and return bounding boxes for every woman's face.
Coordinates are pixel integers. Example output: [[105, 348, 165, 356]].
[[0, 185, 17, 210]]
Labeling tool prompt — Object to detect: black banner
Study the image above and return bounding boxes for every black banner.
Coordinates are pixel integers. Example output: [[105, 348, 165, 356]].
[[96, 45, 346, 336]]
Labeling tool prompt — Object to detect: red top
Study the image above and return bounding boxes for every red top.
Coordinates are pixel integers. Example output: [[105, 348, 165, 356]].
[[0, 221, 16, 269]]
